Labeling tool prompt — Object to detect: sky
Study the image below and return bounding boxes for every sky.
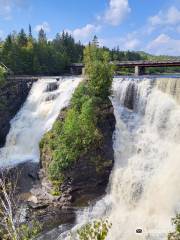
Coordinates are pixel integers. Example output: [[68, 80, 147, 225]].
[[0, 0, 180, 56]]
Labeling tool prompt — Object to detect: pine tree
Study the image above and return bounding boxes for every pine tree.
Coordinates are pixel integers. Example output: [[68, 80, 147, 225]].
[[92, 35, 99, 47], [18, 29, 28, 47], [38, 28, 47, 43], [28, 24, 32, 38]]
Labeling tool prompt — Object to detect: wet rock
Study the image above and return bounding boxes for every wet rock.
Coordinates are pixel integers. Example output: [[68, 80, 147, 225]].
[[136, 229, 143, 233], [0, 81, 32, 147], [27, 195, 38, 204], [28, 202, 49, 210], [45, 93, 59, 101], [45, 82, 58, 92], [124, 82, 136, 110]]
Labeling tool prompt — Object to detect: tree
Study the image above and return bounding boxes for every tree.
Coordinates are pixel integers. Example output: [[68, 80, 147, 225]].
[[0, 176, 42, 240], [84, 37, 114, 99], [92, 35, 99, 47], [28, 24, 32, 39], [17, 29, 28, 47], [38, 28, 47, 43]]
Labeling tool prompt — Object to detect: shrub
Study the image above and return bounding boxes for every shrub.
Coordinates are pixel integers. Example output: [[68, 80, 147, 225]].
[[168, 214, 180, 240], [48, 97, 101, 181], [77, 219, 112, 240]]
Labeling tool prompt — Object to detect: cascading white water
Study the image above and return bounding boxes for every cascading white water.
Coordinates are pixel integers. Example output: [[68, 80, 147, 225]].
[[105, 76, 180, 240], [1, 75, 180, 240], [0, 76, 82, 168], [64, 76, 180, 240]]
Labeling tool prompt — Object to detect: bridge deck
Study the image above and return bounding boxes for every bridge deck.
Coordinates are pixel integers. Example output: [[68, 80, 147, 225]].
[[70, 60, 180, 68]]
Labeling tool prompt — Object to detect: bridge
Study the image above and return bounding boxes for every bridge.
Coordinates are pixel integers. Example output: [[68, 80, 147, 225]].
[[70, 60, 180, 76]]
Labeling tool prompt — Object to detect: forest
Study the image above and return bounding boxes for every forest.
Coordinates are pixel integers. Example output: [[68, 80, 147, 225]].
[[0, 26, 179, 76]]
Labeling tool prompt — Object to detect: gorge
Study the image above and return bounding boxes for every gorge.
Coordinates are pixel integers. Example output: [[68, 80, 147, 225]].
[[0, 74, 180, 240]]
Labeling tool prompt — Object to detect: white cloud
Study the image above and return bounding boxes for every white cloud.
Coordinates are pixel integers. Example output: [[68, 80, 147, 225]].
[[65, 24, 101, 42], [0, 0, 29, 20], [0, 0, 13, 20], [146, 34, 180, 56], [99, 33, 140, 50], [123, 36, 140, 50], [34, 22, 51, 33], [149, 6, 180, 28], [104, 0, 131, 26]]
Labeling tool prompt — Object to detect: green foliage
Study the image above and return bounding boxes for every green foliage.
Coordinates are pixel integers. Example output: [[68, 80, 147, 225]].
[[168, 214, 180, 240], [40, 37, 115, 184], [76, 219, 112, 240], [47, 96, 101, 181], [0, 66, 7, 86], [70, 82, 89, 111], [0, 28, 84, 75], [84, 41, 114, 99], [0, 27, 179, 76], [0, 219, 42, 240], [18, 221, 42, 240]]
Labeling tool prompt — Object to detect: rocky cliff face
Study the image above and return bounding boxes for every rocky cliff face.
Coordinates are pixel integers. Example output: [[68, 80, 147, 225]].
[[0, 80, 32, 147], [61, 101, 115, 206], [40, 100, 115, 207]]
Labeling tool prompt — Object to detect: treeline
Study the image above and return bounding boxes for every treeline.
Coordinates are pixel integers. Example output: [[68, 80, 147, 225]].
[[0, 27, 179, 75], [0, 29, 145, 76], [0, 25, 84, 75]]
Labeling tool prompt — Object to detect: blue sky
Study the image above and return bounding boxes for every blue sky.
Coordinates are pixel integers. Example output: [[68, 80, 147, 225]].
[[0, 0, 180, 55]]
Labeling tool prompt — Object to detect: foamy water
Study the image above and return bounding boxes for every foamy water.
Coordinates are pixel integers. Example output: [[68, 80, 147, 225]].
[[0, 76, 82, 168]]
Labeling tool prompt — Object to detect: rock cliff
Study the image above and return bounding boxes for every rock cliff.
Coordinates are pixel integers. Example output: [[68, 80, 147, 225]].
[[0, 80, 32, 147]]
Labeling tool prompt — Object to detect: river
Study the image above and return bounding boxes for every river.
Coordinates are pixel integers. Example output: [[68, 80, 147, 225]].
[[1, 75, 180, 240]]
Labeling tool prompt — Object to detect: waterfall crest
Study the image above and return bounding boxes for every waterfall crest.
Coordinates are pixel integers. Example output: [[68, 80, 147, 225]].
[[0, 77, 82, 168]]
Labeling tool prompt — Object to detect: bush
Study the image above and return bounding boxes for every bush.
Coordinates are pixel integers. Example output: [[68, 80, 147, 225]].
[[77, 219, 112, 240], [48, 96, 101, 181], [168, 214, 180, 240]]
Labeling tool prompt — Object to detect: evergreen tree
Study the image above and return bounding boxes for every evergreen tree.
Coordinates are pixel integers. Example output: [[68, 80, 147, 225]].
[[38, 28, 47, 43], [18, 29, 28, 47], [28, 24, 32, 39]]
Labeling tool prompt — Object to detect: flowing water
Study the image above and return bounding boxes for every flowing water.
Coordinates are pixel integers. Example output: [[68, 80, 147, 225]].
[[106, 76, 180, 239], [0, 76, 82, 168], [60, 76, 180, 240], [1, 75, 180, 240]]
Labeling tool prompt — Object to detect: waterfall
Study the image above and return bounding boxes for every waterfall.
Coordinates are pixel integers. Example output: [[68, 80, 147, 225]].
[[1, 75, 180, 240], [61, 76, 180, 240], [0, 76, 82, 168], [107, 76, 180, 240]]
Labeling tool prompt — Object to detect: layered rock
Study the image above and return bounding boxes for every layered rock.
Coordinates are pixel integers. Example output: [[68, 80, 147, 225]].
[[0, 80, 32, 147]]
